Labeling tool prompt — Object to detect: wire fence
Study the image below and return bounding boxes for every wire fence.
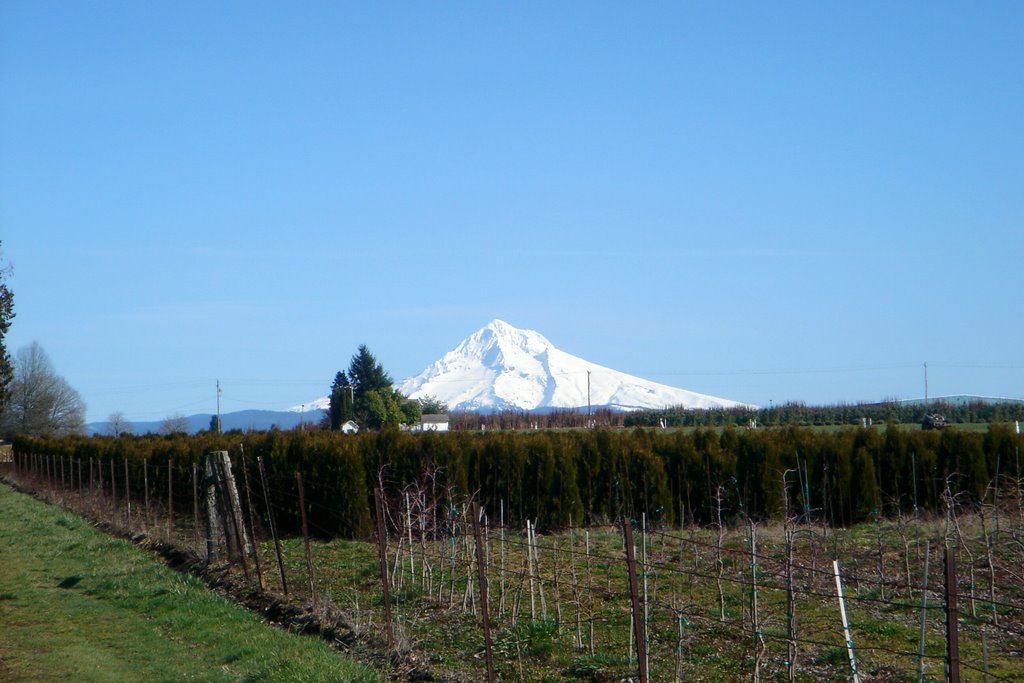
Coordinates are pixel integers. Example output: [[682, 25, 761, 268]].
[[4, 449, 1024, 682]]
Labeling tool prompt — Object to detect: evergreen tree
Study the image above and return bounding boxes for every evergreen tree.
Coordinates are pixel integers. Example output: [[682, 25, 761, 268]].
[[0, 244, 14, 420], [347, 344, 392, 399], [347, 345, 394, 427]]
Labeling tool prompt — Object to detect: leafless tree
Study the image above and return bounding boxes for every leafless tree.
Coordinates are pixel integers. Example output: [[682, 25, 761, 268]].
[[159, 413, 190, 435], [1, 341, 85, 437], [107, 411, 130, 437]]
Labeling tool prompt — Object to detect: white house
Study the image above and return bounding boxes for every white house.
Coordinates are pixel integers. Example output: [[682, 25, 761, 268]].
[[340, 420, 359, 434], [419, 414, 450, 432]]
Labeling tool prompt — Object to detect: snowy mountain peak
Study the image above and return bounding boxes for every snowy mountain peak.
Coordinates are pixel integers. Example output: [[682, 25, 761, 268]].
[[397, 320, 752, 413], [455, 319, 553, 369]]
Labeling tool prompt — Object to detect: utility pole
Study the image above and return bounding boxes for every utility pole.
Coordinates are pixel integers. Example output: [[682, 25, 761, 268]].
[[216, 380, 222, 434], [924, 362, 928, 406], [587, 370, 592, 425]]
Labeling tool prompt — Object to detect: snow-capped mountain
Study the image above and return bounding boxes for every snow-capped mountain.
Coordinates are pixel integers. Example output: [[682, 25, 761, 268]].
[[287, 396, 331, 413], [397, 319, 752, 412]]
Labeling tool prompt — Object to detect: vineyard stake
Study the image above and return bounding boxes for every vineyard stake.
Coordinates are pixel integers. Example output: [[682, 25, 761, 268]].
[[532, 520, 548, 620], [917, 540, 930, 683], [785, 530, 796, 682], [642, 512, 650, 679], [123, 458, 131, 526], [167, 458, 174, 541], [296, 471, 316, 606], [750, 521, 763, 682], [240, 448, 267, 590], [527, 521, 537, 620], [143, 458, 149, 531], [586, 529, 595, 654], [192, 462, 200, 552], [499, 500, 506, 616], [471, 502, 496, 683], [257, 455, 288, 595], [944, 547, 960, 683], [622, 517, 649, 683], [110, 458, 117, 526], [374, 488, 394, 649], [406, 492, 415, 579], [832, 560, 860, 683]]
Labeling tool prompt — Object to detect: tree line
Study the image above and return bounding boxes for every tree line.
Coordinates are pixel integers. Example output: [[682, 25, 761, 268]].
[[623, 399, 1024, 428], [445, 400, 1024, 432], [13, 422, 1022, 539]]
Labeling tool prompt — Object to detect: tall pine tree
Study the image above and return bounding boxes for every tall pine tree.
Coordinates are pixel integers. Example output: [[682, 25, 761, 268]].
[[347, 344, 392, 399], [0, 243, 14, 421]]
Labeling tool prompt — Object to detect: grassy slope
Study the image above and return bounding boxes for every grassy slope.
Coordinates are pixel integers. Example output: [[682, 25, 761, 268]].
[[0, 483, 380, 683]]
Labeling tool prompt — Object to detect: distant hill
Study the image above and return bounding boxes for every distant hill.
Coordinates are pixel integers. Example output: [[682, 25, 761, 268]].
[[894, 395, 1024, 407], [86, 408, 325, 436]]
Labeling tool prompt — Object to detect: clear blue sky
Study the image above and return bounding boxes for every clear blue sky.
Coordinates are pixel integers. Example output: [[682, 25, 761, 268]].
[[2, 2, 1022, 423]]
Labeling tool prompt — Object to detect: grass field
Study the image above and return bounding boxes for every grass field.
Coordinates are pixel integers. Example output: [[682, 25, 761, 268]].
[[0, 482, 380, 682], [5, 460, 1024, 682]]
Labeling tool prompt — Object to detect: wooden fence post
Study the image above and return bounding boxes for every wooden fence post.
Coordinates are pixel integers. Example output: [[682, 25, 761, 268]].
[[622, 517, 649, 683], [204, 452, 250, 578]]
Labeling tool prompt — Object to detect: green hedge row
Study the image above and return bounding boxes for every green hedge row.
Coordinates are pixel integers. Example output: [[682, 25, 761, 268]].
[[13, 423, 1022, 538]]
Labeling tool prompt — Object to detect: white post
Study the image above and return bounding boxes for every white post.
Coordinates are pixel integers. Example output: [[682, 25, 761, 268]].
[[833, 559, 861, 683], [527, 520, 537, 620], [406, 492, 415, 577]]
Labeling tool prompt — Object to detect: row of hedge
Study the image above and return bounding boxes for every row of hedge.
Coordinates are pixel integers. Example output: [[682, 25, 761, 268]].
[[12, 423, 1023, 538]]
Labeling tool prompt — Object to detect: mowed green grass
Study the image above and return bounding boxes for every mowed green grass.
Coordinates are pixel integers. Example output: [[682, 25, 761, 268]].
[[0, 482, 380, 682]]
